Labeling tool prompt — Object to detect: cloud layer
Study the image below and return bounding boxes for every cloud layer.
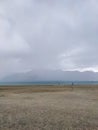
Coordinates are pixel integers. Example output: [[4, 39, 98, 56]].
[[0, 0, 98, 78]]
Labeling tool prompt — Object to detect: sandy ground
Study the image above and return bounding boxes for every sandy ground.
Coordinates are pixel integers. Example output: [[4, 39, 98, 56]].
[[0, 85, 98, 130]]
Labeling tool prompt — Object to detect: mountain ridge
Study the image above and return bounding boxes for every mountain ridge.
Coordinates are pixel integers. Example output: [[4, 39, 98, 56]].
[[1, 70, 98, 82]]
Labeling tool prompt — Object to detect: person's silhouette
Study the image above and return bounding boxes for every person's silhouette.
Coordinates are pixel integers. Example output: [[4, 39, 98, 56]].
[[72, 82, 74, 86]]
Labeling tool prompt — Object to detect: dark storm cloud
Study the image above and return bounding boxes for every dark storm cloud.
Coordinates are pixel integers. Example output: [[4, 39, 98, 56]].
[[0, 0, 98, 78]]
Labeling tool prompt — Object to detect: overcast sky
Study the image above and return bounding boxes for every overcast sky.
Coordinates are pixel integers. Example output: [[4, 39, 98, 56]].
[[0, 0, 98, 79]]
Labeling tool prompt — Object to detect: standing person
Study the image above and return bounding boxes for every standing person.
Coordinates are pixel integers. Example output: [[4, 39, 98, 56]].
[[71, 82, 74, 91]]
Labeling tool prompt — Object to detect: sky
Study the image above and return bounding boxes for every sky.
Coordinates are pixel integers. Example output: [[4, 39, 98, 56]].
[[0, 0, 98, 79]]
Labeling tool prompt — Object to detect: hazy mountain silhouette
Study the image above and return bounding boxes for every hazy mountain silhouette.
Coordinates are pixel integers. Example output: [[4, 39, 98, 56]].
[[1, 70, 98, 82]]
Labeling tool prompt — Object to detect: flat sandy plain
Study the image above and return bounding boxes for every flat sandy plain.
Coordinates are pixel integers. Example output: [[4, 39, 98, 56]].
[[0, 85, 98, 130]]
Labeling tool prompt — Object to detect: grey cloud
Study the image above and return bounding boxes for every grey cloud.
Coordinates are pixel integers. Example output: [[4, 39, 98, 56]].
[[0, 0, 98, 79]]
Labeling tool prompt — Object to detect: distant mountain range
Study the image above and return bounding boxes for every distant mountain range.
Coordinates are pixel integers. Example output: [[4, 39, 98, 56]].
[[1, 70, 98, 82]]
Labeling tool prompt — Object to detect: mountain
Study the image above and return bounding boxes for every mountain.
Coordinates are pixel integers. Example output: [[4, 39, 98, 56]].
[[1, 70, 98, 82]]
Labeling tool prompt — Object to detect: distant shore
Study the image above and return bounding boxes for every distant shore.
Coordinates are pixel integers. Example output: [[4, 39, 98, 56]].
[[0, 85, 98, 93]]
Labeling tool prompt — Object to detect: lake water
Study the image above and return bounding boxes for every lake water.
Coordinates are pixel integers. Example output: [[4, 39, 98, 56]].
[[0, 81, 98, 85]]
